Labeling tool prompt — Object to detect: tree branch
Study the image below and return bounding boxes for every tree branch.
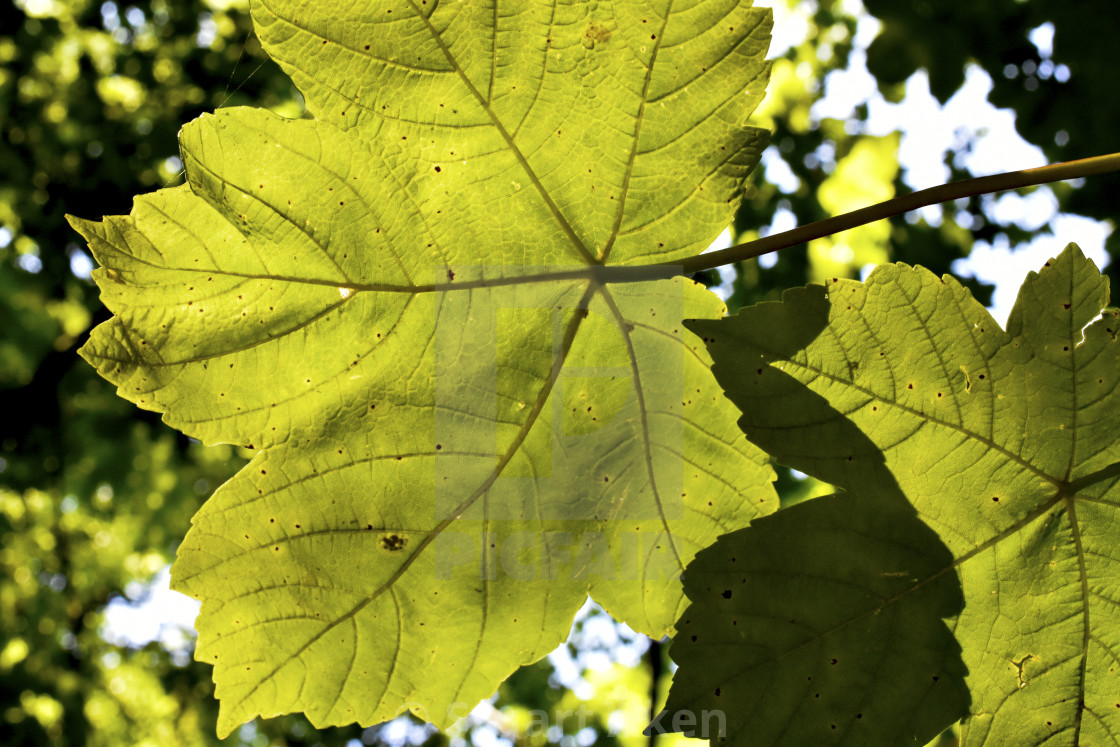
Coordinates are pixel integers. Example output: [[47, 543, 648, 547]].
[[666, 151, 1120, 276]]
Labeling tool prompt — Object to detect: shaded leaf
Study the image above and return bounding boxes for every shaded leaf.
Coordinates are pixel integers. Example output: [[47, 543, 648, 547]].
[[656, 490, 968, 746], [687, 244, 1120, 743]]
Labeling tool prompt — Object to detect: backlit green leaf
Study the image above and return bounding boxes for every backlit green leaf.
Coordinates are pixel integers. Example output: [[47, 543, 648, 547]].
[[685, 244, 1120, 743], [69, 0, 776, 735]]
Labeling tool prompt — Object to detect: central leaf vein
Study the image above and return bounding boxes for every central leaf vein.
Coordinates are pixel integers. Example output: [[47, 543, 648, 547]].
[[598, 2, 671, 264], [599, 284, 683, 570], [407, 0, 597, 266]]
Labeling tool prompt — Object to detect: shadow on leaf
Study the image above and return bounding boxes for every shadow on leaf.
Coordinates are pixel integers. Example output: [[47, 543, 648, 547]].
[[653, 285, 969, 745]]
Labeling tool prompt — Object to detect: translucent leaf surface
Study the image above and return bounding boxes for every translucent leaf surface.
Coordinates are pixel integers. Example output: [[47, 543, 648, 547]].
[[684, 245, 1120, 744], [69, 0, 776, 735]]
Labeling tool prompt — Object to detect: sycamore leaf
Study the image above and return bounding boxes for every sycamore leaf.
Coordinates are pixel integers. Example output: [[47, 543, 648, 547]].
[[69, 0, 777, 736], [655, 490, 969, 745], [682, 244, 1120, 744]]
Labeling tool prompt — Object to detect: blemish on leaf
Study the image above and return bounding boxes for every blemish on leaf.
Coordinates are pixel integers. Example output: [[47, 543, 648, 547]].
[[582, 21, 611, 49], [1013, 654, 1036, 688], [380, 534, 407, 551]]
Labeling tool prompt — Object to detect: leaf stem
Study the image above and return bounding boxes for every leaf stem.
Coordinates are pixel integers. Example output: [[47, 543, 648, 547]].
[[666, 151, 1120, 275]]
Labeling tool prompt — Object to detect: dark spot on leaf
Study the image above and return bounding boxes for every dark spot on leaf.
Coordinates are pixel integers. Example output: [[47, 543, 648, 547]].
[[721, 590, 732, 599], [381, 534, 406, 551]]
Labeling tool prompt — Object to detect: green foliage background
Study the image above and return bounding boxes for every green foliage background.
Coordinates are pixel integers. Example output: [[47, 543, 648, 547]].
[[1, 0, 1114, 744]]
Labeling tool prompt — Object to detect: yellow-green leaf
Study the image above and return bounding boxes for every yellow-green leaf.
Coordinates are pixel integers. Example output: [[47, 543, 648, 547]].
[[70, 0, 776, 735], [686, 244, 1120, 744]]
